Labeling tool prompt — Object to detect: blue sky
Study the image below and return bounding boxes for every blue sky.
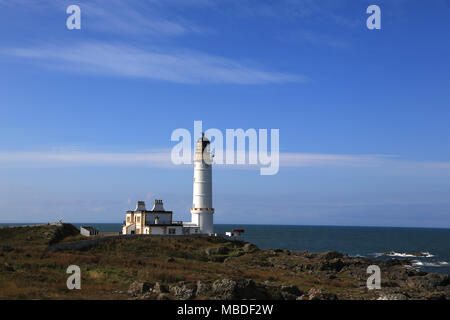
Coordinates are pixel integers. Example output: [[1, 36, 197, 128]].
[[0, 0, 449, 227]]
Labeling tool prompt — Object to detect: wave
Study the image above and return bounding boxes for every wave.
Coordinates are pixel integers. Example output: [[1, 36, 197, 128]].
[[374, 253, 383, 257], [420, 252, 435, 258], [351, 252, 438, 260], [383, 251, 435, 258], [349, 254, 366, 258], [412, 260, 448, 267]]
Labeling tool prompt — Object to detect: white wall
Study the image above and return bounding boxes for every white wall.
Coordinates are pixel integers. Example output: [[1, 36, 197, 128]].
[[123, 223, 136, 235], [150, 226, 165, 235], [192, 162, 212, 209], [167, 226, 183, 235], [191, 159, 214, 234]]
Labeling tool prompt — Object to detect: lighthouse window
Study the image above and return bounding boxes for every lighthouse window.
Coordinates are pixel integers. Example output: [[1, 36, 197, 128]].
[[137, 216, 140, 223]]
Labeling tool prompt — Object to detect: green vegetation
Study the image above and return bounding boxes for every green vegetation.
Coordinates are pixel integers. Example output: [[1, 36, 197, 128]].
[[0, 224, 447, 300]]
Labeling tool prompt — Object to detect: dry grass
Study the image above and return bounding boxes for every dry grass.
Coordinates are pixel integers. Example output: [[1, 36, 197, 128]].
[[0, 224, 376, 300]]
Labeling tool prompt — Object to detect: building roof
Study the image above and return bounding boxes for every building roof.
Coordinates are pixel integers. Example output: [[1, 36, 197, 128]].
[[128, 210, 173, 214], [129, 200, 172, 213], [81, 226, 99, 233], [146, 210, 173, 214], [146, 223, 183, 227]]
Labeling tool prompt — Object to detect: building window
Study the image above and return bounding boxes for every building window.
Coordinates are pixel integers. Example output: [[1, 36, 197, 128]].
[[127, 216, 130, 223], [137, 216, 141, 223], [137, 228, 140, 234], [168, 228, 176, 235]]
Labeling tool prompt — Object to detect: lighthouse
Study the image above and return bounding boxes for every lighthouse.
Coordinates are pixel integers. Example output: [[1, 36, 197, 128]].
[[190, 133, 214, 234]]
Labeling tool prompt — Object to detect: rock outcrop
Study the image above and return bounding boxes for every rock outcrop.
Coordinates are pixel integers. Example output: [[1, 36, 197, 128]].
[[169, 282, 196, 300], [212, 279, 269, 300], [128, 281, 152, 296]]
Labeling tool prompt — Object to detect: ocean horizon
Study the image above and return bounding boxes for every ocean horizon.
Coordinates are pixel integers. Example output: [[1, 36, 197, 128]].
[[2, 223, 449, 275]]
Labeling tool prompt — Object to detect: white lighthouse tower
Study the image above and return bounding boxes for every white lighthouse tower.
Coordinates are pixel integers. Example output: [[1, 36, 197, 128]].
[[190, 133, 214, 234]]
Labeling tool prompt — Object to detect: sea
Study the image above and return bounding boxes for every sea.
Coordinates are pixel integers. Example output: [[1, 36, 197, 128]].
[[2, 223, 449, 275]]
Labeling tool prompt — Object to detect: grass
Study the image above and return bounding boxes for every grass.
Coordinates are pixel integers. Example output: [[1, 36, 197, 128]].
[[0, 224, 379, 300]]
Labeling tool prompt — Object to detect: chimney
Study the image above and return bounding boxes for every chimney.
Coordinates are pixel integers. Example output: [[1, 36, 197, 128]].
[[151, 199, 165, 211], [135, 201, 146, 211]]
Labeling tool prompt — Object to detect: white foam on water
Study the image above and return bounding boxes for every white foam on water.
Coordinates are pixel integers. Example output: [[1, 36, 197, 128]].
[[373, 252, 383, 257], [385, 252, 417, 258], [412, 260, 449, 267], [421, 252, 435, 258], [349, 254, 366, 258], [384, 251, 436, 258]]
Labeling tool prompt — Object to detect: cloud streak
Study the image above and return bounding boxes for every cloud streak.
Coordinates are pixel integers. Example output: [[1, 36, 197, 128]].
[[70, 0, 207, 36], [2, 150, 449, 174], [0, 0, 207, 36], [0, 151, 175, 168], [2, 42, 305, 84], [280, 153, 388, 167]]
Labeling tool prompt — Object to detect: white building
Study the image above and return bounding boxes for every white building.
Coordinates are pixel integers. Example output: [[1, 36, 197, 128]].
[[225, 228, 245, 240], [184, 133, 214, 235], [80, 225, 99, 237], [122, 200, 189, 235], [122, 133, 214, 236]]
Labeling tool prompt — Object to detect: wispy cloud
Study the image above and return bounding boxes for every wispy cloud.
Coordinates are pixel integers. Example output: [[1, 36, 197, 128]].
[[280, 153, 388, 167], [71, 0, 207, 36], [194, 0, 360, 27], [0, 151, 175, 168], [0, 0, 363, 33], [0, 0, 208, 36], [2, 42, 305, 84], [2, 150, 449, 175]]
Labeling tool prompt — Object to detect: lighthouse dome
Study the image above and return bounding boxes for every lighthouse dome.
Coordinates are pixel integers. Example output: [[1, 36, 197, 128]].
[[196, 133, 210, 150], [194, 133, 212, 163], [197, 132, 210, 142]]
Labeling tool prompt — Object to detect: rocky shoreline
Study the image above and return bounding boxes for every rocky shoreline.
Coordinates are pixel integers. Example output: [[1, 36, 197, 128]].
[[123, 245, 450, 300], [0, 224, 448, 300]]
